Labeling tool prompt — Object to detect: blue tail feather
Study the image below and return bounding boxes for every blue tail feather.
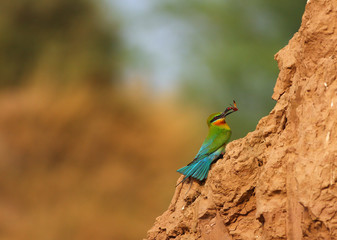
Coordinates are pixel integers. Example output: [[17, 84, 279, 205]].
[[192, 162, 205, 180], [177, 157, 212, 182], [177, 147, 224, 185], [198, 162, 210, 180], [193, 159, 211, 180]]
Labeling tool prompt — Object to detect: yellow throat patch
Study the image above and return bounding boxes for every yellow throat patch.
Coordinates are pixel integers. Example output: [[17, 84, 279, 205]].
[[212, 119, 230, 129]]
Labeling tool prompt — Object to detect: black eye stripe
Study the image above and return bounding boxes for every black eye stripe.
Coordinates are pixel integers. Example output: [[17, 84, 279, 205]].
[[210, 115, 223, 123]]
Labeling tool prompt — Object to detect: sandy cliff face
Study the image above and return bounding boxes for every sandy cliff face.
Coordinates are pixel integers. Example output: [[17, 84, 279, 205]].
[[147, 0, 337, 239]]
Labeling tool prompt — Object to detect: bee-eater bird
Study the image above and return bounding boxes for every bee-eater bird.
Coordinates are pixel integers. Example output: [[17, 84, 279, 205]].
[[177, 101, 238, 185]]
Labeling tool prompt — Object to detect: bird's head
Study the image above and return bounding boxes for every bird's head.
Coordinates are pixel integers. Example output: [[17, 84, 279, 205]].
[[207, 100, 238, 127]]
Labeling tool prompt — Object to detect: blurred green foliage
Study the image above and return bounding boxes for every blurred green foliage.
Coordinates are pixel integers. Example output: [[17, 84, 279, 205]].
[[156, 0, 306, 139], [0, 0, 120, 87]]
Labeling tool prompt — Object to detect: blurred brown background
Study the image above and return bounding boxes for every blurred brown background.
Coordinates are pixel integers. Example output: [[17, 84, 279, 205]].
[[0, 0, 305, 239]]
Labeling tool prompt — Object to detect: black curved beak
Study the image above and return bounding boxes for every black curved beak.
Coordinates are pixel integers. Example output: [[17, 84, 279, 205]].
[[224, 100, 238, 117], [224, 109, 235, 117]]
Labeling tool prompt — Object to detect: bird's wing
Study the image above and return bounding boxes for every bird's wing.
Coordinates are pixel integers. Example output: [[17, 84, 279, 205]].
[[188, 132, 228, 166]]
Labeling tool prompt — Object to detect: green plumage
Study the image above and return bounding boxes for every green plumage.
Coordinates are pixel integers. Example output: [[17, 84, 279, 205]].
[[177, 102, 238, 184]]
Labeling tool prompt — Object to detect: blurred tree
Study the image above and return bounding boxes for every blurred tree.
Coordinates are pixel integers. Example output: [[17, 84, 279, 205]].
[[0, 0, 121, 88], [157, 0, 306, 138]]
